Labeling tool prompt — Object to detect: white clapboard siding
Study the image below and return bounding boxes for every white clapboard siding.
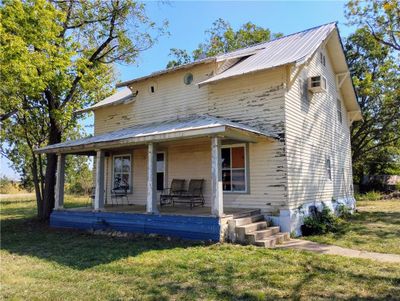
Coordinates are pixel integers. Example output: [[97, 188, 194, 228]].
[[284, 46, 354, 209], [96, 64, 288, 213]]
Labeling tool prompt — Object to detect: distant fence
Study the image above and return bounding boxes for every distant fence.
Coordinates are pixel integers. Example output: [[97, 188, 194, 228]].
[[360, 175, 400, 193]]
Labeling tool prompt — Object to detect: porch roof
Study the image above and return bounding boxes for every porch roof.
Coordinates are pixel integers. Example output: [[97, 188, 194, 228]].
[[36, 115, 278, 154]]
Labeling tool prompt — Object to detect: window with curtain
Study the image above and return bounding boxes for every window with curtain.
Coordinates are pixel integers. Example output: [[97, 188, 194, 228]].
[[221, 145, 247, 192]]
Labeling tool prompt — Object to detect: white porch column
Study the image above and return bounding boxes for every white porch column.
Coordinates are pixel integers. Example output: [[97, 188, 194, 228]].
[[211, 137, 223, 216], [146, 143, 159, 214], [54, 154, 66, 210], [94, 150, 105, 211]]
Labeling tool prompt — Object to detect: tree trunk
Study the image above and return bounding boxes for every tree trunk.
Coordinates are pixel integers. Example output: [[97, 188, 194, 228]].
[[42, 118, 62, 220], [31, 155, 43, 218]]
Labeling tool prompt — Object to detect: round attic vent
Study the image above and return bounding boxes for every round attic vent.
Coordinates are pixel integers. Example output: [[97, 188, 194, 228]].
[[183, 73, 193, 85]]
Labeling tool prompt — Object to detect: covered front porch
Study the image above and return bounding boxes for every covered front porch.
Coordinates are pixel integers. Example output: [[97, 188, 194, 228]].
[[37, 115, 277, 241]]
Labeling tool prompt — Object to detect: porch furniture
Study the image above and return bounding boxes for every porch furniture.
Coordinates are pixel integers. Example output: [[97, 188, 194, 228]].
[[173, 179, 205, 209], [111, 185, 129, 206], [160, 179, 186, 207]]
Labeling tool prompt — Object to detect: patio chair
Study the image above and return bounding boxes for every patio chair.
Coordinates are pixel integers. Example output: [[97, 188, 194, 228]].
[[160, 179, 186, 207], [173, 179, 205, 209], [111, 185, 129, 206]]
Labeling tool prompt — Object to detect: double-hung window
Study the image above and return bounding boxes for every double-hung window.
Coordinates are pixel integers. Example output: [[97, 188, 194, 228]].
[[113, 154, 131, 191], [221, 145, 247, 192]]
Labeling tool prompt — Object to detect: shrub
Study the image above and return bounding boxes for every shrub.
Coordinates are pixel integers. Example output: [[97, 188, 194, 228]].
[[355, 191, 382, 202], [337, 204, 352, 219], [301, 204, 343, 236]]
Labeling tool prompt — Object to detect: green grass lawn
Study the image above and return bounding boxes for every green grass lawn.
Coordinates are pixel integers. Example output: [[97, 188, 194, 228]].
[[1, 196, 400, 300], [304, 199, 400, 255]]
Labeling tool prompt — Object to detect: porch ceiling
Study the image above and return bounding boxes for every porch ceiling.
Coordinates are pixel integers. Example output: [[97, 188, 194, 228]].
[[35, 115, 278, 154]]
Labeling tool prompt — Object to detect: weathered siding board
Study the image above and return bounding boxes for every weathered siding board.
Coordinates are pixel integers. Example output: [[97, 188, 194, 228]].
[[284, 46, 354, 209], [50, 210, 220, 241], [96, 65, 288, 213]]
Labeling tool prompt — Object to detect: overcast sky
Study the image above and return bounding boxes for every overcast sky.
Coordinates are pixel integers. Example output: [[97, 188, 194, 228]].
[[1, 1, 354, 180]]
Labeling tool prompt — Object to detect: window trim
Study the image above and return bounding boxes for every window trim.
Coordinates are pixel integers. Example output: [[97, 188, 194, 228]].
[[112, 153, 132, 193], [221, 143, 248, 194], [336, 98, 343, 124], [156, 151, 167, 191]]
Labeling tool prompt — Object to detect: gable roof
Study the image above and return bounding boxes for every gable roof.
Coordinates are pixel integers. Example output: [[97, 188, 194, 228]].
[[198, 22, 336, 86], [79, 22, 361, 120]]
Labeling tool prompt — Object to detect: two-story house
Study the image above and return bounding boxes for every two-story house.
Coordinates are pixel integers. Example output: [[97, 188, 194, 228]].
[[38, 22, 362, 245]]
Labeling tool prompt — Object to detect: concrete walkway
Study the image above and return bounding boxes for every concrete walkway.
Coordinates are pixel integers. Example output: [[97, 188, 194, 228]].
[[276, 239, 400, 263]]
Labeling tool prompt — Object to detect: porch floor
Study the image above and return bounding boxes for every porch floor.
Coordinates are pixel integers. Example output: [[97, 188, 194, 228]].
[[66, 204, 257, 217]]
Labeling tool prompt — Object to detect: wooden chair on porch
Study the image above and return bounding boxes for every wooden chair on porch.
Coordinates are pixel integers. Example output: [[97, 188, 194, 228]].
[[160, 179, 186, 207], [173, 179, 205, 209]]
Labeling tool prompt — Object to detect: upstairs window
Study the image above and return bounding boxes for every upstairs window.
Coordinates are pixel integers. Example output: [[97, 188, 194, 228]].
[[221, 145, 247, 192], [299, 77, 309, 111], [320, 52, 326, 66], [337, 98, 342, 124]]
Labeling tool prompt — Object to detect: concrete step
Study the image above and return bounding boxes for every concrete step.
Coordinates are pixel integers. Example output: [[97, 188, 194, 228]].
[[235, 221, 268, 242], [245, 226, 280, 243], [254, 232, 290, 248], [231, 209, 261, 219], [236, 221, 268, 235], [233, 214, 265, 227]]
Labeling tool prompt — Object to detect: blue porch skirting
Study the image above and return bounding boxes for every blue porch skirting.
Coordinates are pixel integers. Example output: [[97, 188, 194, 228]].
[[50, 210, 221, 241]]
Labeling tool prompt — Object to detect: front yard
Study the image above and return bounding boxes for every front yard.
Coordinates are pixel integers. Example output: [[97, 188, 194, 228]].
[[1, 195, 400, 300], [304, 199, 400, 255]]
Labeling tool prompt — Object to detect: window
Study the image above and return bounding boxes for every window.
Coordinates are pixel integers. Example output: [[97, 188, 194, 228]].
[[320, 52, 326, 66], [156, 152, 165, 191], [113, 154, 131, 190], [150, 86, 155, 93], [326, 157, 332, 180], [336, 98, 342, 124], [221, 145, 247, 192], [299, 78, 309, 105], [183, 73, 193, 85]]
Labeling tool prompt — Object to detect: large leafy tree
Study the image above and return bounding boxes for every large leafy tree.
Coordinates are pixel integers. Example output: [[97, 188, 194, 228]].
[[167, 18, 281, 68], [345, 28, 400, 182], [0, 0, 166, 219], [346, 0, 400, 51]]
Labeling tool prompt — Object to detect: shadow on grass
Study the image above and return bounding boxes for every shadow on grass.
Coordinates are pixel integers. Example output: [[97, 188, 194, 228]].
[[1, 216, 200, 270]]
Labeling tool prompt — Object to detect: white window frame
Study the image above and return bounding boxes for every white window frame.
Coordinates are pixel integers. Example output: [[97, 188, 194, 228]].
[[221, 143, 248, 193], [156, 151, 166, 191], [337, 98, 343, 124], [112, 154, 132, 193]]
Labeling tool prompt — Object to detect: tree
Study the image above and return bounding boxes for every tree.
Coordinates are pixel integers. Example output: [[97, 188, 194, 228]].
[[346, 0, 400, 51], [0, 0, 167, 219], [166, 18, 281, 67], [345, 28, 400, 182]]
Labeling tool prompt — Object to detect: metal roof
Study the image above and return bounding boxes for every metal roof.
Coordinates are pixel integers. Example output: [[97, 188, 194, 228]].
[[76, 88, 134, 113], [36, 115, 277, 153], [198, 22, 336, 86]]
